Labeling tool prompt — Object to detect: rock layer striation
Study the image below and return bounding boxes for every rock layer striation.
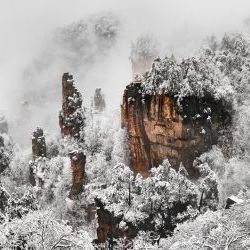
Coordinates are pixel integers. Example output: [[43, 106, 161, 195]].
[[121, 81, 231, 177], [69, 150, 86, 199]]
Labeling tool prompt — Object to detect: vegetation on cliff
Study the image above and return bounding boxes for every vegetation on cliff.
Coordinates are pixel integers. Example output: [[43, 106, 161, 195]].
[[141, 33, 250, 107]]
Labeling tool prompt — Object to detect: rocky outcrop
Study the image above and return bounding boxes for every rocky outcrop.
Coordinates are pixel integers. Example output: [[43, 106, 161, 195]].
[[225, 196, 243, 209], [130, 34, 158, 80], [0, 136, 10, 174], [131, 56, 154, 80], [95, 199, 137, 246], [69, 150, 86, 199], [95, 198, 186, 245], [0, 183, 9, 214], [121, 81, 231, 177], [0, 115, 12, 174], [29, 127, 46, 186], [96, 200, 123, 244], [58, 73, 86, 198], [59, 73, 84, 139], [92, 88, 106, 112], [32, 127, 46, 160], [0, 114, 8, 134]]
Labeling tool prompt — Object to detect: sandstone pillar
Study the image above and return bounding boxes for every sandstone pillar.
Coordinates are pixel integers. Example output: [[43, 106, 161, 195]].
[[93, 88, 106, 112], [30, 127, 47, 186], [69, 150, 86, 199], [59, 73, 84, 139]]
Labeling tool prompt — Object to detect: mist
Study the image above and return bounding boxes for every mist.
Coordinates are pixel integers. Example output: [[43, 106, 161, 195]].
[[1, 0, 250, 146]]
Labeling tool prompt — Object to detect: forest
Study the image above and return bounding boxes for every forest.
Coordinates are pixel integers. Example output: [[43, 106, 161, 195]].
[[1, 1, 250, 249]]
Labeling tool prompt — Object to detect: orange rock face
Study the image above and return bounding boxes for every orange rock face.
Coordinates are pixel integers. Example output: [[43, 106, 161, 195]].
[[121, 81, 231, 177], [69, 150, 86, 198], [59, 73, 84, 139], [58, 73, 86, 198], [95, 199, 137, 245]]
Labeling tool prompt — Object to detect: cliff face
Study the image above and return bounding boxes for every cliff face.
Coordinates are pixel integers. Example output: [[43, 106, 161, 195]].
[[59, 73, 84, 139], [121, 81, 231, 177]]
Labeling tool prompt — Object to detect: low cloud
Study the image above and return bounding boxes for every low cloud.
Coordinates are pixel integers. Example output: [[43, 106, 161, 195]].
[[0, 0, 250, 146]]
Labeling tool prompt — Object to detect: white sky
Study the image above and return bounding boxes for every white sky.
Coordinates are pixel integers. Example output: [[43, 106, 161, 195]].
[[0, 0, 249, 68]]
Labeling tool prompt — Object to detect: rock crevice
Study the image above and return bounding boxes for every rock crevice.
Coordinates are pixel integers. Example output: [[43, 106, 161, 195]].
[[121, 81, 231, 177]]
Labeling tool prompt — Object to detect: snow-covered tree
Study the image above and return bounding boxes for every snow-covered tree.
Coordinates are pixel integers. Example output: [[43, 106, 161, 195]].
[[91, 160, 199, 239], [0, 210, 94, 249], [160, 201, 250, 250]]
